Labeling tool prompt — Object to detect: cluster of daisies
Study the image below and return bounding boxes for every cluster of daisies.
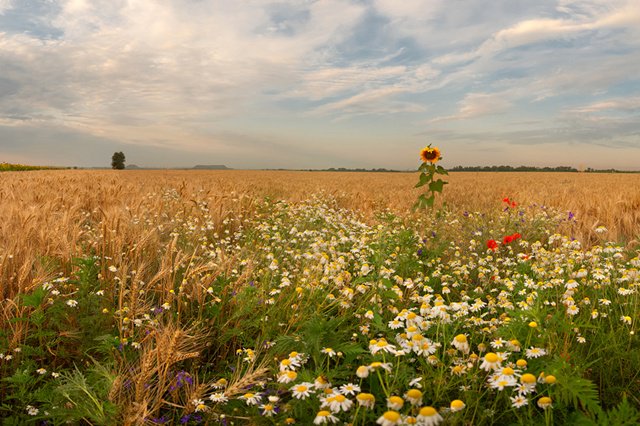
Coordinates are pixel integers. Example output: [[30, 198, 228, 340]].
[[7, 192, 638, 424]]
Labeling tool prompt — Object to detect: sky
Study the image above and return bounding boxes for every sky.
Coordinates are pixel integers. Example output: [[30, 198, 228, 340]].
[[0, 0, 639, 170]]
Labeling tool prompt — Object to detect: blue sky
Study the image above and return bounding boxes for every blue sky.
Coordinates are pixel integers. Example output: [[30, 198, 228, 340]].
[[0, 0, 639, 169]]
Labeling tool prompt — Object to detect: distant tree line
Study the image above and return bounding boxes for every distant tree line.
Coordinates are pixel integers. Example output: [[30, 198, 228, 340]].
[[451, 165, 637, 173], [451, 165, 578, 172], [302, 167, 402, 172]]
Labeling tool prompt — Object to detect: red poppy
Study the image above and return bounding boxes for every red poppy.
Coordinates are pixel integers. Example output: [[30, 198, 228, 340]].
[[512, 233, 521, 240], [503, 235, 514, 245], [487, 239, 498, 250]]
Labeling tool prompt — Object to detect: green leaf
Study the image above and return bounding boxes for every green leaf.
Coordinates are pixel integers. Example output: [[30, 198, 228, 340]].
[[414, 173, 429, 188], [21, 287, 46, 308], [435, 165, 449, 175], [425, 194, 435, 207], [428, 179, 447, 193]]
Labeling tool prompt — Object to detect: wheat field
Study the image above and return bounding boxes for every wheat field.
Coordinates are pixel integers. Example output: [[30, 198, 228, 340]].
[[1, 169, 640, 424], [2, 169, 639, 301]]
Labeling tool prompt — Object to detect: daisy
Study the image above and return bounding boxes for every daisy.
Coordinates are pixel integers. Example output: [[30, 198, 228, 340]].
[[356, 365, 370, 378], [369, 362, 392, 372], [537, 396, 552, 409], [239, 392, 261, 406], [209, 392, 228, 403], [314, 376, 331, 389], [387, 396, 404, 410], [518, 373, 537, 394], [339, 383, 360, 395], [260, 403, 277, 417], [313, 410, 339, 424], [321, 347, 337, 357], [405, 389, 423, 406], [416, 406, 443, 426], [451, 334, 470, 354], [278, 371, 298, 383], [377, 410, 402, 426], [450, 399, 466, 412], [525, 347, 547, 358], [356, 393, 376, 408], [327, 394, 353, 413], [291, 383, 314, 399], [510, 395, 528, 408], [480, 352, 502, 371], [193, 399, 207, 412]]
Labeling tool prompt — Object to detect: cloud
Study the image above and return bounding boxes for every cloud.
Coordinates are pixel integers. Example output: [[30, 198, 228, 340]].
[[570, 97, 640, 113], [0, 0, 639, 169], [428, 92, 512, 123]]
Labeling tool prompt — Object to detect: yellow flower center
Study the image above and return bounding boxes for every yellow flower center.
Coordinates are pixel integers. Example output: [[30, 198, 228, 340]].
[[516, 359, 527, 368], [383, 411, 401, 421], [454, 334, 467, 343], [539, 397, 552, 406], [521, 373, 536, 384], [545, 375, 557, 384], [317, 410, 331, 417], [450, 400, 465, 409], [334, 395, 346, 402], [485, 352, 499, 363], [502, 367, 515, 375], [419, 406, 437, 416], [406, 389, 422, 399]]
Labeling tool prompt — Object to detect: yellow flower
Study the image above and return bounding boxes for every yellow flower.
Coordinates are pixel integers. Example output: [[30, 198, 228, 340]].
[[420, 146, 441, 164], [450, 399, 466, 412], [537, 396, 552, 409]]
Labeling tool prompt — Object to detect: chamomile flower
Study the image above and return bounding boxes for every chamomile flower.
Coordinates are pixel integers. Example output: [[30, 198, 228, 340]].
[[451, 334, 470, 354], [313, 410, 338, 424], [416, 406, 443, 426], [314, 376, 331, 389], [356, 392, 376, 408], [387, 396, 404, 410], [209, 392, 228, 403], [450, 399, 466, 412], [356, 365, 370, 378], [239, 392, 262, 406], [260, 403, 277, 417], [377, 410, 402, 426], [537, 396, 553, 409], [291, 383, 314, 399], [278, 370, 298, 383], [510, 395, 528, 408], [326, 394, 353, 413], [525, 347, 547, 358], [480, 352, 502, 371], [321, 347, 337, 357], [339, 383, 360, 395], [405, 389, 423, 406], [193, 399, 207, 412]]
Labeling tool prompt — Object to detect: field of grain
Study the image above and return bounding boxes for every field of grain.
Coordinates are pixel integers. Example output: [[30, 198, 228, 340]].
[[1, 170, 639, 425]]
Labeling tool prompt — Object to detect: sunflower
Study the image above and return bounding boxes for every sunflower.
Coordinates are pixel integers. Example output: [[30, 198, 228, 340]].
[[420, 146, 441, 163]]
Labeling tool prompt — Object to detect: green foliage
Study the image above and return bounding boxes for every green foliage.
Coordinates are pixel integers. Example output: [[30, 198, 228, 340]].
[[111, 151, 126, 170]]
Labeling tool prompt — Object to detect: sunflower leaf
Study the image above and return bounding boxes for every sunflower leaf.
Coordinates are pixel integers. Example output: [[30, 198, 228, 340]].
[[415, 173, 429, 188], [429, 179, 447, 193]]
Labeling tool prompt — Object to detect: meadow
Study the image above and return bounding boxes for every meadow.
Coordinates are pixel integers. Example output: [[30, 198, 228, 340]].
[[1, 170, 639, 425]]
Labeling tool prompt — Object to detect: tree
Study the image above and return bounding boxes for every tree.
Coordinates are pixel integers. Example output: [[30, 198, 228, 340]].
[[111, 152, 125, 170]]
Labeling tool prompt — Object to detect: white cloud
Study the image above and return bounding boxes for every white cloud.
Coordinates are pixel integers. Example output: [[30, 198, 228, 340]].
[[429, 92, 512, 123]]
